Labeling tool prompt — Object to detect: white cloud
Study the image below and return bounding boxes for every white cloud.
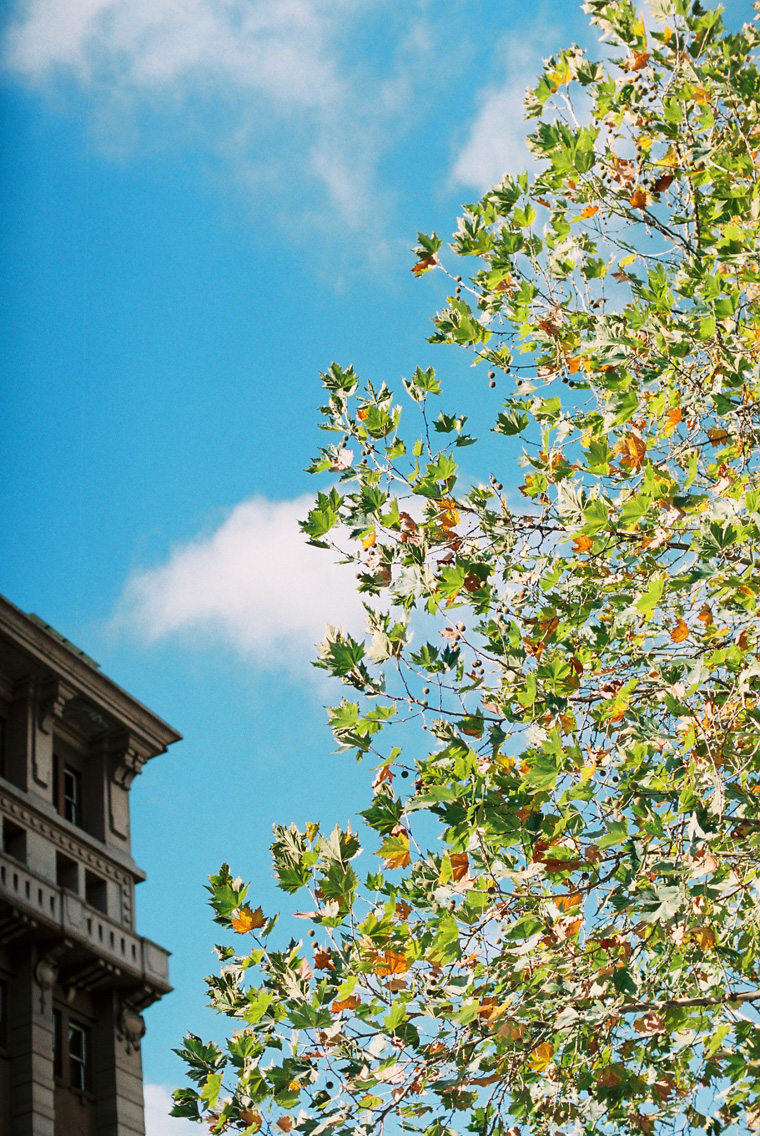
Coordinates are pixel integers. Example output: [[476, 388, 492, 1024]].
[[145, 1083, 198, 1135], [114, 495, 365, 671], [449, 36, 543, 194], [1, 0, 403, 233]]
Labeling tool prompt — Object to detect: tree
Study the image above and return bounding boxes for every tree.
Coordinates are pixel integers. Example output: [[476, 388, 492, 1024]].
[[174, 3, 760, 1133]]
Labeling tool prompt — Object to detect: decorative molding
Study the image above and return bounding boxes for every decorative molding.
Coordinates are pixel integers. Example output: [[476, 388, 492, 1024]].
[[118, 1001, 146, 1055], [39, 677, 76, 735], [0, 788, 136, 926]]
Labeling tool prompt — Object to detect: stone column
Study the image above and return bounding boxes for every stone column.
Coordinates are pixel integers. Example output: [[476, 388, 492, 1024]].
[[94, 993, 146, 1136], [10, 948, 57, 1136]]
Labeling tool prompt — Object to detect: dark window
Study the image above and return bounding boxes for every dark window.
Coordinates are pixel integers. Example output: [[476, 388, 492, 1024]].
[[53, 1008, 91, 1092], [85, 871, 107, 914], [0, 717, 5, 779], [3, 820, 26, 863], [54, 756, 83, 828], [63, 767, 81, 825], [0, 979, 8, 1050], [68, 1021, 89, 1091], [56, 852, 79, 893]]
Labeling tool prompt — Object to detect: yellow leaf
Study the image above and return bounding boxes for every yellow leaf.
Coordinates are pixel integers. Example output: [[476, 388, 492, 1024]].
[[362, 530, 377, 550], [529, 1042, 554, 1071], [670, 619, 689, 643], [450, 852, 470, 882], [572, 534, 593, 554], [437, 498, 460, 530], [619, 254, 637, 268], [697, 604, 713, 626], [662, 407, 682, 437], [707, 427, 729, 445], [581, 205, 599, 218], [693, 86, 709, 105], [230, 906, 266, 934], [692, 925, 716, 950], [357, 406, 369, 421], [629, 50, 650, 71], [380, 833, 411, 870]]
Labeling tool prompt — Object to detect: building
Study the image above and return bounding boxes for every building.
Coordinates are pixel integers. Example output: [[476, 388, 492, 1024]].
[[0, 595, 181, 1135]]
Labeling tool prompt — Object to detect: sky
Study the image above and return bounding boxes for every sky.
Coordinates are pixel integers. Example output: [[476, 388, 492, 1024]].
[[1, 1, 752, 1132]]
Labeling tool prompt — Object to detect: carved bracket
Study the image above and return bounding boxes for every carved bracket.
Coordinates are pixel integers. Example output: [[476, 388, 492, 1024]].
[[39, 677, 77, 735], [118, 1001, 146, 1055]]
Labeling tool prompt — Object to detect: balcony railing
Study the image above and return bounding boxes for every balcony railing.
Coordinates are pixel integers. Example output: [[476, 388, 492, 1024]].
[[0, 850, 170, 997]]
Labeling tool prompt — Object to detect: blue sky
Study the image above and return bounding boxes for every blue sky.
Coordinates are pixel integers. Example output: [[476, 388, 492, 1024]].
[[2, 0, 741, 1131]]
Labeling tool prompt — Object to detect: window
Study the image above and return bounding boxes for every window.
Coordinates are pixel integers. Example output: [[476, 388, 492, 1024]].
[[53, 755, 83, 828], [84, 871, 107, 914], [63, 767, 81, 825], [0, 717, 5, 779], [53, 1007, 91, 1092], [68, 1022, 89, 1091], [56, 852, 79, 893], [0, 978, 8, 1050], [2, 820, 26, 863]]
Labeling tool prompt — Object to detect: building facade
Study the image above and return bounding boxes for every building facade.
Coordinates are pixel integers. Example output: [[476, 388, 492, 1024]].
[[0, 595, 181, 1135]]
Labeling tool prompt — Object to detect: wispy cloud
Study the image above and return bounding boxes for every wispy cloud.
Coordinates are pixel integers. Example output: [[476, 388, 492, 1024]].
[[113, 495, 364, 673], [449, 39, 544, 193], [1, 0, 422, 236], [144, 1084, 197, 1135]]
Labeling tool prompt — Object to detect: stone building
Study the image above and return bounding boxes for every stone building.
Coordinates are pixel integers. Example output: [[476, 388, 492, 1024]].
[[0, 595, 181, 1134]]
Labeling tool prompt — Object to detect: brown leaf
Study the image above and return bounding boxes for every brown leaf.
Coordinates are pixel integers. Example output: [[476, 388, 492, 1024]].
[[411, 256, 436, 276], [697, 604, 713, 626], [596, 1064, 623, 1087], [331, 994, 361, 1013], [633, 1011, 666, 1036], [314, 947, 335, 971], [707, 427, 729, 445], [690, 849, 718, 878], [652, 172, 674, 194], [276, 1118, 294, 1132], [653, 1075, 676, 1102]]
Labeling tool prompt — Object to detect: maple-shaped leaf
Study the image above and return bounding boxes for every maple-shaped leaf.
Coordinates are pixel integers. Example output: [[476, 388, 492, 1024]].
[[379, 833, 411, 870], [276, 1118, 294, 1132], [331, 993, 361, 1013], [314, 947, 335, 970], [361, 530, 377, 550], [373, 949, 410, 977], [529, 1042, 554, 1071], [662, 407, 682, 436], [411, 256, 437, 276], [692, 925, 716, 950], [697, 604, 713, 626], [572, 534, 593, 554], [450, 852, 469, 882], [629, 187, 651, 210], [670, 619, 689, 643], [580, 204, 599, 218], [230, 906, 266, 934]]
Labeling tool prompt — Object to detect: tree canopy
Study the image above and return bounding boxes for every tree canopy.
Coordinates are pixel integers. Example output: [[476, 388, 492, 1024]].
[[173, 2, 760, 1133]]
